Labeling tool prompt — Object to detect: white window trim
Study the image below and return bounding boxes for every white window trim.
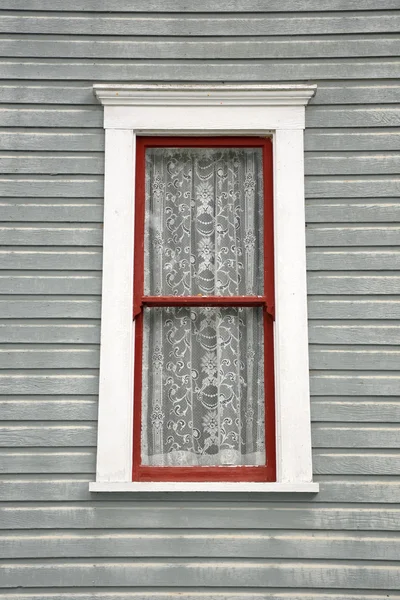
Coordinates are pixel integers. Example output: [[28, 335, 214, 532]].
[[89, 84, 318, 494]]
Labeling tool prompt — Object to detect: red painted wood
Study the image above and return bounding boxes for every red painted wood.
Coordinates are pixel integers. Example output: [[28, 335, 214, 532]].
[[132, 136, 275, 482]]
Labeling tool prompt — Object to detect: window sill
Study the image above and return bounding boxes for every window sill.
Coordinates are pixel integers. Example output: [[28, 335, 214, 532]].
[[89, 481, 319, 493]]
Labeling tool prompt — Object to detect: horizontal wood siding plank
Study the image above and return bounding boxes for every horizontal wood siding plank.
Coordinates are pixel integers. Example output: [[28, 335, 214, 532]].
[[0, 322, 100, 343], [309, 322, 400, 344], [1, 14, 400, 36], [312, 424, 400, 447], [311, 374, 400, 396], [1, 530, 400, 560], [305, 130, 400, 151], [0, 201, 104, 222], [0, 347, 99, 368], [0, 131, 105, 151], [305, 153, 400, 175], [311, 399, 400, 422], [0, 274, 101, 294], [314, 451, 400, 475], [2, 38, 400, 61], [2, 1, 400, 11], [0, 154, 103, 175], [309, 347, 400, 370], [307, 274, 400, 294], [0, 449, 95, 473], [0, 60, 399, 81], [306, 177, 400, 198], [1, 505, 400, 531], [0, 298, 101, 318], [308, 299, 400, 320], [307, 250, 400, 271], [1, 559, 399, 589], [0, 249, 102, 270], [0, 225, 103, 245], [0, 423, 96, 446], [0, 177, 103, 197], [0, 398, 97, 420], [0, 374, 98, 395], [0, 108, 102, 128], [306, 201, 400, 223]]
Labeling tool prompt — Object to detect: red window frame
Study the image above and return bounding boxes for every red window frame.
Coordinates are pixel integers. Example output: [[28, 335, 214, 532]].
[[132, 136, 276, 482]]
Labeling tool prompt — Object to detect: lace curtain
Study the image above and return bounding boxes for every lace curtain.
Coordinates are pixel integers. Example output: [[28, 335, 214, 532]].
[[141, 147, 266, 466]]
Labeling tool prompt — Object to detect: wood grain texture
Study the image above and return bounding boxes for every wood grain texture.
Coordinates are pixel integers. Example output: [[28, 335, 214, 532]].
[[0, 131, 105, 152], [0, 200, 104, 222], [308, 299, 400, 320], [0, 298, 101, 318]]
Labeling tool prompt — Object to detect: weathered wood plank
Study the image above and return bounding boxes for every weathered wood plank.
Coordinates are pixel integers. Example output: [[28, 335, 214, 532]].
[[305, 130, 400, 151], [0, 374, 98, 395], [309, 322, 400, 344], [308, 299, 400, 320], [0, 130, 104, 152], [308, 225, 400, 247], [306, 200, 400, 223], [2, 0, 399, 11], [1, 558, 399, 589], [0, 274, 101, 294], [309, 347, 400, 370], [312, 424, 400, 447], [307, 250, 400, 271], [1, 504, 400, 531], [0, 398, 97, 420], [0, 60, 398, 81], [0, 449, 95, 473], [0, 153, 103, 175], [0, 321, 100, 343], [311, 373, 400, 396], [0, 200, 104, 222], [0, 298, 101, 319], [311, 399, 400, 422], [0, 225, 102, 245], [0, 346, 99, 368], [1, 14, 400, 36], [307, 274, 400, 295], [306, 176, 400, 198], [307, 108, 400, 129], [314, 451, 400, 475], [0, 177, 103, 197], [2, 37, 400, 61], [0, 423, 96, 445], [305, 153, 400, 175], [0, 108, 101, 128], [0, 249, 102, 270], [1, 529, 400, 560]]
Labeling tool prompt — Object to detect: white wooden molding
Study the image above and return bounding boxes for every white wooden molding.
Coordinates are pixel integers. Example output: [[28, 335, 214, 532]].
[[92, 83, 318, 493], [89, 482, 319, 493]]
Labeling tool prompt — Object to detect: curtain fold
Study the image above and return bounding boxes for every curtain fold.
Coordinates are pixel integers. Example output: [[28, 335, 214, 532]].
[[142, 147, 266, 467]]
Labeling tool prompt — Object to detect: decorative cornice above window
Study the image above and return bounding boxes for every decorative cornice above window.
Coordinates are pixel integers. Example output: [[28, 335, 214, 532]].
[[93, 83, 317, 107]]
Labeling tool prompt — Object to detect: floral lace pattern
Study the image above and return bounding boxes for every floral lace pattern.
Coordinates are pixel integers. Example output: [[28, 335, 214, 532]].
[[141, 148, 266, 467]]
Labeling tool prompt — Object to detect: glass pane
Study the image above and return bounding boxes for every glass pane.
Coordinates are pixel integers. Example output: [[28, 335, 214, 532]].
[[144, 147, 264, 296], [141, 307, 266, 467]]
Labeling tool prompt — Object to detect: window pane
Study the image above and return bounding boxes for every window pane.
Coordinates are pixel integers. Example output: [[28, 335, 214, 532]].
[[141, 307, 266, 467], [144, 147, 264, 296]]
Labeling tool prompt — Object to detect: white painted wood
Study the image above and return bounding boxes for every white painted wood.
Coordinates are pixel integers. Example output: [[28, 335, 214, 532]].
[[274, 128, 313, 484], [89, 482, 319, 493], [93, 84, 316, 490], [95, 128, 135, 483]]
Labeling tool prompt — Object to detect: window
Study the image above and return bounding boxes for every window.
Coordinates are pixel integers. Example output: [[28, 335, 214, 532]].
[[90, 84, 319, 493], [133, 137, 275, 482]]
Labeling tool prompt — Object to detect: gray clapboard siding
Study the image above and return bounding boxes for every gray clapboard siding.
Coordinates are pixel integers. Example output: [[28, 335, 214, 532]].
[[2, 37, 400, 61], [0, 249, 102, 270], [307, 274, 400, 294], [305, 130, 400, 151], [0, 130, 105, 152], [1, 60, 399, 81], [0, 201, 103, 222], [306, 200, 400, 223], [308, 299, 400, 319], [0, 298, 101, 318], [0, 274, 101, 294], [1, 14, 400, 36], [1, 559, 400, 589], [307, 250, 400, 271], [0, 449, 95, 473], [0, 2, 399, 598], [309, 346, 400, 370], [311, 399, 400, 422], [1, 504, 400, 531], [3, 0, 400, 11], [0, 398, 97, 420], [2, 530, 400, 560]]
